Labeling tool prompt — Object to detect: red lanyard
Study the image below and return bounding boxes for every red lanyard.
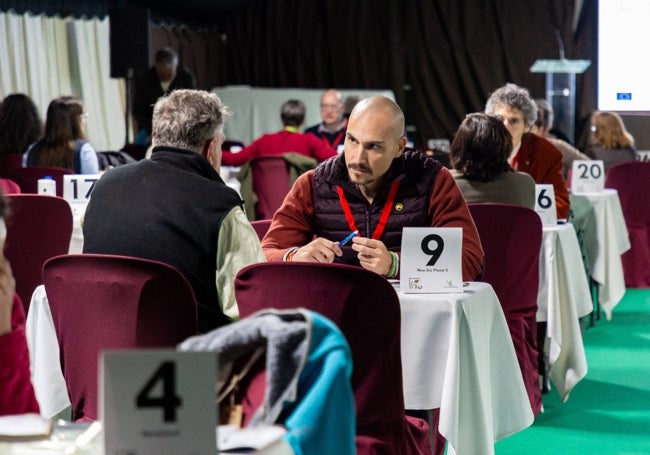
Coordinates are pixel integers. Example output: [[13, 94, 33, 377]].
[[336, 180, 400, 240], [322, 130, 346, 150]]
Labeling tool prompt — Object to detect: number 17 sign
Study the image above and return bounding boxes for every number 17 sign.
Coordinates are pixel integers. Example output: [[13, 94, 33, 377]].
[[400, 227, 463, 293]]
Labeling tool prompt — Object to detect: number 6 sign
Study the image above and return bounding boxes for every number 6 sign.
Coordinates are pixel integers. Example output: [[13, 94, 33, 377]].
[[535, 184, 557, 226], [400, 227, 462, 293], [101, 350, 217, 455]]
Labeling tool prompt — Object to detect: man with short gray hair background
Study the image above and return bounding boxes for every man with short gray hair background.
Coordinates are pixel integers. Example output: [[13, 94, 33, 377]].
[[84, 89, 264, 332]]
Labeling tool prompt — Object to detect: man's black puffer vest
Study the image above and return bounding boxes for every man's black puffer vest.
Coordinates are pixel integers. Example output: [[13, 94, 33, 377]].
[[312, 150, 442, 266]]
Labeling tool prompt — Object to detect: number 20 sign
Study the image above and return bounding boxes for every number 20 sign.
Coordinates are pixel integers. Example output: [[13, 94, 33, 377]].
[[400, 227, 463, 293], [571, 160, 605, 194], [101, 350, 217, 455]]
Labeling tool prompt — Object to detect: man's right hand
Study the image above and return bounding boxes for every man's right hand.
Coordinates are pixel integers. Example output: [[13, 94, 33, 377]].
[[292, 237, 343, 263]]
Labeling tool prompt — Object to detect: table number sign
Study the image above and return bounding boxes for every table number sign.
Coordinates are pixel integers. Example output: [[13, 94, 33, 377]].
[[400, 227, 463, 293], [535, 184, 557, 226], [101, 350, 217, 455], [63, 174, 101, 218], [571, 160, 605, 193]]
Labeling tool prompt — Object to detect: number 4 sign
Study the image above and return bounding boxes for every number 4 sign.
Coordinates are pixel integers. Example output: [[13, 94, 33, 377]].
[[400, 227, 463, 293], [101, 350, 217, 455]]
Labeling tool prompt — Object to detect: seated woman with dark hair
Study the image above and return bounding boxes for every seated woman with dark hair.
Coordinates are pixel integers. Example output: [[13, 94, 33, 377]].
[[23, 95, 99, 174], [450, 113, 535, 209], [0, 193, 40, 416]]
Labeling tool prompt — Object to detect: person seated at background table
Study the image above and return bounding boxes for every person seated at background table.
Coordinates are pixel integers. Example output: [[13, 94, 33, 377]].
[[532, 99, 589, 179], [0, 193, 39, 416], [133, 47, 196, 143], [23, 96, 99, 174], [0, 93, 43, 161], [587, 111, 637, 173], [82, 90, 265, 333], [221, 99, 336, 166], [450, 113, 535, 209], [485, 83, 570, 219], [305, 89, 348, 153], [262, 95, 484, 281]]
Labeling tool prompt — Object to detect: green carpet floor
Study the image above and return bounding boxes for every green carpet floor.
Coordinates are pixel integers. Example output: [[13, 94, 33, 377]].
[[494, 289, 650, 454]]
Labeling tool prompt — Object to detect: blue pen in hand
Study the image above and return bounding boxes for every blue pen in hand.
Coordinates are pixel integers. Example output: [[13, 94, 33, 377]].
[[338, 230, 359, 247]]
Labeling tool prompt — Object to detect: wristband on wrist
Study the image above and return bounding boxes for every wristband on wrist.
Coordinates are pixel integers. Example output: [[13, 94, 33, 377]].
[[386, 251, 399, 278], [284, 247, 299, 262]]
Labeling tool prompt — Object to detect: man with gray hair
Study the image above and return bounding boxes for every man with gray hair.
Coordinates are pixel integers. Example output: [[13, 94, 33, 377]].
[[485, 83, 570, 219], [83, 89, 264, 332]]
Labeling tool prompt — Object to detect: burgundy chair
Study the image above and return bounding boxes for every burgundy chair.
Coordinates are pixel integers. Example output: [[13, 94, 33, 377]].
[[42, 254, 198, 422], [0, 154, 23, 179], [605, 161, 650, 287], [0, 178, 21, 194], [250, 219, 272, 241], [250, 156, 292, 220], [235, 261, 431, 455], [468, 203, 543, 416], [9, 166, 73, 196], [4, 194, 73, 311]]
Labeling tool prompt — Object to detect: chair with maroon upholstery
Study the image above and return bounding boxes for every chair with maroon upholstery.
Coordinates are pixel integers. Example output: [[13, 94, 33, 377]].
[[0, 178, 21, 194], [235, 261, 431, 455], [0, 154, 23, 179], [250, 219, 272, 241], [250, 156, 292, 220], [10, 166, 73, 196], [468, 203, 543, 416], [605, 161, 650, 287], [4, 194, 73, 311], [42, 253, 198, 421]]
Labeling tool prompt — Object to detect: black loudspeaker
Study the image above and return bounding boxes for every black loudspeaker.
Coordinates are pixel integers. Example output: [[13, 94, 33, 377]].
[[109, 8, 150, 79]]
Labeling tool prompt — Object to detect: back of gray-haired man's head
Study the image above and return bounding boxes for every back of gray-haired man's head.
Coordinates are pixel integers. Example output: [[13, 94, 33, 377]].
[[152, 89, 229, 152], [485, 83, 538, 127]]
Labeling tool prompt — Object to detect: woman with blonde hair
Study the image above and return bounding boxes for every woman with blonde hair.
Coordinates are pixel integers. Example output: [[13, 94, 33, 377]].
[[23, 96, 99, 174], [587, 111, 636, 172]]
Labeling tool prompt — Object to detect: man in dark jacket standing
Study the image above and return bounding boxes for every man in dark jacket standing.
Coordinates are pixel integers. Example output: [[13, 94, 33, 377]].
[[133, 47, 196, 142]]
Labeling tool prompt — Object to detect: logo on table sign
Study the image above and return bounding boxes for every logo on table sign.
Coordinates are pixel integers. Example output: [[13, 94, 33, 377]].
[[444, 280, 454, 288], [408, 278, 423, 290]]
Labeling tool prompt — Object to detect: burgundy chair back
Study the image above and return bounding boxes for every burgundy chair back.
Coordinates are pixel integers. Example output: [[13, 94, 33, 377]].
[[0, 178, 21, 194], [42, 254, 198, 422], [605, 161, 650, 287], [4, 195, 73, 311], [9, 166, 73, 196], [0, 154, 23, 179], [250, 156, 291, 220], [468, 203, 542, 416], [235, 261, 430, 455], [250, 219, 272, 241]]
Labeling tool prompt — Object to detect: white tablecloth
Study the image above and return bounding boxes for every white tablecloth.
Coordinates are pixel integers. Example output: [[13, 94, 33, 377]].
[[0, 421, 294, 454], [570, 189, 631, 319], [25, 285, 70, 419], [397, 282, 534, 455], [538, 223, 591, 400], [211, 86, 395, 144]]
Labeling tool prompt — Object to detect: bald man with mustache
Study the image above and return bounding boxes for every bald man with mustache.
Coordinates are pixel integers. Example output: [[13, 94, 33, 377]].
[[261, 95, 484, 281]]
